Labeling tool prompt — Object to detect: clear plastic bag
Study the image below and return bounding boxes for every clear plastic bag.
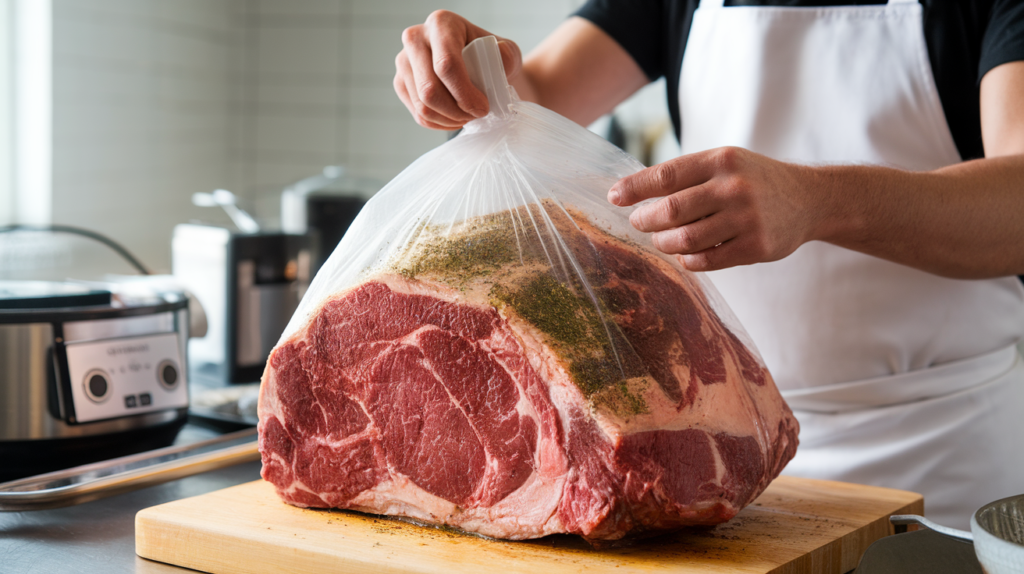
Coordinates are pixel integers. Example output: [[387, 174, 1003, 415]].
[[259, 36, 798, 542]]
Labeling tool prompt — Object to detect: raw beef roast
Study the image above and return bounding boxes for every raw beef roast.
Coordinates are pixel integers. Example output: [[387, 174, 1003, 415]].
[[258, 203, 799, 542]]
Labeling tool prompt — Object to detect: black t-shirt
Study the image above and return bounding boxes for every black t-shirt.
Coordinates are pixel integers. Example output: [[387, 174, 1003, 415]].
[[575, 0, 1024, 161]]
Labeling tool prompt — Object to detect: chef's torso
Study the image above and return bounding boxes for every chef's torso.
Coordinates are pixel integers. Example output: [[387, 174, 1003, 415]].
[[675, 0, 1024, 528], [678, 0, 1024, 391]]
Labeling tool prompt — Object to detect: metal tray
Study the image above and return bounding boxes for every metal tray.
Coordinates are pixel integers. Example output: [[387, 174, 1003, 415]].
[[0, 427, 258, 511]]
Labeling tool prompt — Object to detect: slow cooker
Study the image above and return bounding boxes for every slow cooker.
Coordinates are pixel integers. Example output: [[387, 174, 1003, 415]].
[[0, 280, 190, 482]]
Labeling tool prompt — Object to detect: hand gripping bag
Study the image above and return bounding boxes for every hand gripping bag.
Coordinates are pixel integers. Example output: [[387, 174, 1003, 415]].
[[258, 36, 799, 543]]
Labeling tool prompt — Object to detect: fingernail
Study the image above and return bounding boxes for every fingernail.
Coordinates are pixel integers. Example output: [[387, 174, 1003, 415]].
[[470, 107, 487, 118], [608, 190, 620, 205]]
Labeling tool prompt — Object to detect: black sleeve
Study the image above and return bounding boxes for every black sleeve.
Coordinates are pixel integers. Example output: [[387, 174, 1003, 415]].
[[574, 0, 667, 81], [979, 0, 1024, 81], [574, 0, 697, 141]]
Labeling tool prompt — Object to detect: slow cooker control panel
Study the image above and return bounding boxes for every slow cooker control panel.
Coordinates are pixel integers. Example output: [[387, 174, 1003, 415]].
[[64, 332, 188, 423]]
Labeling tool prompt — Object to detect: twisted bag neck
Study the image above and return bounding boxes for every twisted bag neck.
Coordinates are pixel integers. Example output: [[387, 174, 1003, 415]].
[[463, 36, 514, 120]]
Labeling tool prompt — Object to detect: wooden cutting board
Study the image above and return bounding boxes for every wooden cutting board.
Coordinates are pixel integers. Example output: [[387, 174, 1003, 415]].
[[136, 476, 922, 574]]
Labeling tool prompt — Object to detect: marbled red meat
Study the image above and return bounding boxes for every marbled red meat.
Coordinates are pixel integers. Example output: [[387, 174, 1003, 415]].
[[258, 208, 799, 542]]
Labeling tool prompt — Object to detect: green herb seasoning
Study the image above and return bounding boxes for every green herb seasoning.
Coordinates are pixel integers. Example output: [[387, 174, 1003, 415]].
[[387, 203, 650, 417], [394, 214, 547, 286], [490, 275, 600, 348]]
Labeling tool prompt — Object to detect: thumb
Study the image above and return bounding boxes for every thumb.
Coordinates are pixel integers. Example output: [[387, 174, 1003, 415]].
[[497, 39, 523, 81]]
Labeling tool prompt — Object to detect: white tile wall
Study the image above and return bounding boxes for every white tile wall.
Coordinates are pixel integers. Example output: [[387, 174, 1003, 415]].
[[227, 0, 590, 225], [49, 0, 592, 273], [52, 0, 237, 273]]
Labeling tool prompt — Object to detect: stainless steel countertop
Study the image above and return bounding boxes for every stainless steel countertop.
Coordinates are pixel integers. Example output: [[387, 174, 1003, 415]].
[[0, 425, 263, 573]]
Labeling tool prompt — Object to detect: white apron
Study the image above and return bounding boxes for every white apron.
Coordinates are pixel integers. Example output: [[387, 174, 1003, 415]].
[[678, 0, 1024, 529]]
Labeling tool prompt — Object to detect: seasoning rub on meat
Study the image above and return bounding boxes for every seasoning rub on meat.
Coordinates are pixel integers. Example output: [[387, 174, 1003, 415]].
[[258, 202, 799, 543]]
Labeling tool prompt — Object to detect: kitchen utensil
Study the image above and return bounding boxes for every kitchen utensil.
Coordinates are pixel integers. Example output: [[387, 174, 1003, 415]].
[[973, 495, 1024, 573], [891, 495, 1024, 574], [136, 476, 922, 574], [891, 514, 973, 540]]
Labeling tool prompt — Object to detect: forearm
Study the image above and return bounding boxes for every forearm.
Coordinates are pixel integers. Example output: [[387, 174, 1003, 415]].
[[511, 17, 648, 127], [811, 155, 1024, 279]]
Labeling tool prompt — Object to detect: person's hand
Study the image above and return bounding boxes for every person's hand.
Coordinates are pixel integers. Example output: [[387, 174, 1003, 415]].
[[609, 147, 826, 272], [395, 11, 522, 130]]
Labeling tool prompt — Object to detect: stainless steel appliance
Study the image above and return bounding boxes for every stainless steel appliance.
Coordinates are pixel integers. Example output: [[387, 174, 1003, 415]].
[[172, 225, 309, 384], [280, 165, 375, 276], [0, 280, 191, 482]]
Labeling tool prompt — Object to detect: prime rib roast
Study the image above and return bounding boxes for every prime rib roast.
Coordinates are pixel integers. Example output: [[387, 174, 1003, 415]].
[[258, 202, 799, 543]]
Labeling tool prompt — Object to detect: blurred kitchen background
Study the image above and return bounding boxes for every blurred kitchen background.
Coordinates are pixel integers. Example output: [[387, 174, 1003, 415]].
[[0, 0, 677, 410], [0, 0, 676, 277], [0, 0, 679, 479]]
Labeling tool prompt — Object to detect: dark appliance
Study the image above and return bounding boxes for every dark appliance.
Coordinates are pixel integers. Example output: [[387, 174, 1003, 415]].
[[279, 165, 376, 277], [304, 195, 365, 277]]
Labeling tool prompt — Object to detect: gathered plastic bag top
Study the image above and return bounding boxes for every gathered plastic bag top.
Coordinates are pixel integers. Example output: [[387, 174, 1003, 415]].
[[260, 36, 799, 542]]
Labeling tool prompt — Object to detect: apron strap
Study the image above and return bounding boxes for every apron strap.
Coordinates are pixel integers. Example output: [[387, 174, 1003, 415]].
[[700, 0, 917, 7], [781, 343, 1020, 413]]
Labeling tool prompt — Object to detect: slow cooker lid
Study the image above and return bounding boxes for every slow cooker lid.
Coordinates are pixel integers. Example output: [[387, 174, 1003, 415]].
[[0, 281, 112, 310]]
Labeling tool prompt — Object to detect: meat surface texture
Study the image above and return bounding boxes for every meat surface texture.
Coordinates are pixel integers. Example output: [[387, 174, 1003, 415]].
[[258, 205, 799, 543]]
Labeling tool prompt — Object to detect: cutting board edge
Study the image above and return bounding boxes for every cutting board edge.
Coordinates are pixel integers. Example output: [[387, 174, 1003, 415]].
[[136, 507, 429, 574], [134, 477, 925, 574], [136, 496, 588, 574], [751, 491, 923, 574]]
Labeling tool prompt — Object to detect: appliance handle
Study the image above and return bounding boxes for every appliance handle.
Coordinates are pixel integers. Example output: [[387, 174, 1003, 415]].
[[890, 514, 974, 541], [0, 427, 259, 511]]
